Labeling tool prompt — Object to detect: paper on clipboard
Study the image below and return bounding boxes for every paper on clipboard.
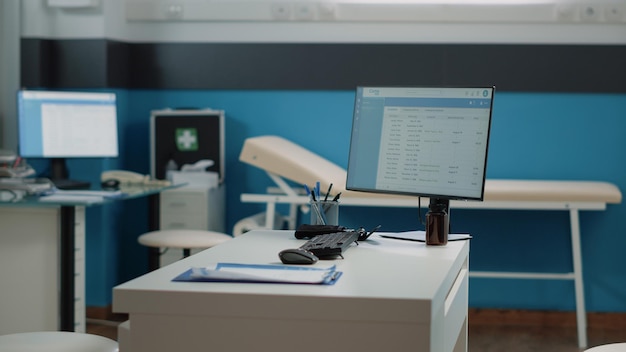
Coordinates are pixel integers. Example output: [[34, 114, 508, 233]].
[[172, 262, 341, 285]]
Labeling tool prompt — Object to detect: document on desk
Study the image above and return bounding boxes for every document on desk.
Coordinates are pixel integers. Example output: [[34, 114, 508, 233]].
[[38, 189, 123, 203], [173, 263, 342, 285], [379, 231, 472, 242]]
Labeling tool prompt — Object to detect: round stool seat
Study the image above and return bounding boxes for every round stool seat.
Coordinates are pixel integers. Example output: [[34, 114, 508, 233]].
[[585, 343, 626, 351], [0, 331, 118, 352], [138, 229, 231, 249]]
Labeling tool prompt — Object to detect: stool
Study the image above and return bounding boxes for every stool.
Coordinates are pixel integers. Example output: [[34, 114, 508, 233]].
[[138, 229, 232, 270], [0, 331, 118, 352], [585, 343, 626, 351]]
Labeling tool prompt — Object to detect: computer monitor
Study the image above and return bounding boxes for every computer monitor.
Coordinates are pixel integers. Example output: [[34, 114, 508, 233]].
[[346, 86, 495, 244], [17, 90, 119, 189]]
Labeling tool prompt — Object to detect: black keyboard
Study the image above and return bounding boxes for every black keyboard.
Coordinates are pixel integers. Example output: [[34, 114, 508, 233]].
[[299, 231, 359, 258]]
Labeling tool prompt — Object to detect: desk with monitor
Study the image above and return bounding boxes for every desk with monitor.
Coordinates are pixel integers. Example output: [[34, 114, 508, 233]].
[[236, 83, 621, 349], [2, 89, 168, 333], [241, 173, 621, 349], [0, 184, 178, 334], [113, 229, 470, 352]]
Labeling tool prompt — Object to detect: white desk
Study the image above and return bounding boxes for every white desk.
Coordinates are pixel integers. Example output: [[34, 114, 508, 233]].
[[113, 230, 470, 352], [0, 184, 178, 334], [240, 179, 622, 349]]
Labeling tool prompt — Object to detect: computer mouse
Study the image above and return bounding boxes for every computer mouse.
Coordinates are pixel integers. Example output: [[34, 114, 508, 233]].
[[278, 248, 319, 265], [101, 178, 120, 189]]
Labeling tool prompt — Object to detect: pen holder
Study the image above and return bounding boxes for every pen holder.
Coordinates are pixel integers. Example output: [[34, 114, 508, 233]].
[[309, 200, 339, 226]]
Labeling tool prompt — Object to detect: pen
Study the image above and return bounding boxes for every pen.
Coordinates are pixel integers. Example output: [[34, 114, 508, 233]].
[[310, 192, 327, 224], [304, 184, 311, 197], [315, 181, 320, 200], [308, 186, 328, 224], [324, 183, 333, 202], [312, 201, 327, 225], [332, 192, 342, 202]]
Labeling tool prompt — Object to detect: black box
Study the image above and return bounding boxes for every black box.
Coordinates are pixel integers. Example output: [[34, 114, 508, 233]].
[[150, 109, 224, 182]]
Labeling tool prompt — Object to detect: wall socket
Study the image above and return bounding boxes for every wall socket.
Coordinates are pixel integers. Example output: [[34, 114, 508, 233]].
[[271, 3, 291, 20], [580, 4, 600, 21], [604, 3, 625, 22]]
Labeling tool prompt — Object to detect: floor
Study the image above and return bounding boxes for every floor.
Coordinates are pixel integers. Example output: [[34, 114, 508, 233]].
[[86, 310, 626, 351], [467, 309, 626, 352], [468, 325, 626, 352]]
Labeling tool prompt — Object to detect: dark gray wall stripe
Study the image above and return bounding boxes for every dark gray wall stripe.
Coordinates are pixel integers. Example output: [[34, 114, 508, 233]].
[[21, 39, 626, 92]]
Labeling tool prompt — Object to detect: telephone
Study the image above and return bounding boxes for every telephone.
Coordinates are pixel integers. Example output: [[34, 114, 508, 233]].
[[0, 165, 36, 178], [0, 150, 36, 178], [101, 170, 170, 187], [0, 177, 54, 194], [0, 149, 17, 163]]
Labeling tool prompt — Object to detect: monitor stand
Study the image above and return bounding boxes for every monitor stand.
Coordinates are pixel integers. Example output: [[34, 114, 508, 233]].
[[50, 158, 91, 190]]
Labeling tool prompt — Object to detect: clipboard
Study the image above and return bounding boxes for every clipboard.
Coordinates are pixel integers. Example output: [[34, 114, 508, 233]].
[[173, 262, 342, 285]]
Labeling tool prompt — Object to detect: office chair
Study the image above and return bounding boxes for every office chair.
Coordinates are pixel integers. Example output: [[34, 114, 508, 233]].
[[138, 229, 232, 270], [0, 331, 118, 352]]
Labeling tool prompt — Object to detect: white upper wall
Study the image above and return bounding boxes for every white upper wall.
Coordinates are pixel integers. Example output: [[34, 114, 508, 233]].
[[21, 0, 626, 44]]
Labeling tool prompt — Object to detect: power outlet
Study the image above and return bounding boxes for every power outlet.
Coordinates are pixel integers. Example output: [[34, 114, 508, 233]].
[[604, 4, 625, 22], [294, 4, 315, 20], [555, 4, 576, 22], [318, 3, 336, 20], [579, 4, 600, 22], [271, 3, 291, 20], [164, 4, 184, 20]]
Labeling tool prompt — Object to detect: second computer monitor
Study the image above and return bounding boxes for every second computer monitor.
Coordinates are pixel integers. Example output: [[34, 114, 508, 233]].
[[346, 86, 495, 201], [17, 90, 119, 188]]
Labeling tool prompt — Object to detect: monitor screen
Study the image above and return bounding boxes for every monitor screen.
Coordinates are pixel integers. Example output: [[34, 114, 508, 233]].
[[17, 90, 119, 158], [346, 86, 494, 201]]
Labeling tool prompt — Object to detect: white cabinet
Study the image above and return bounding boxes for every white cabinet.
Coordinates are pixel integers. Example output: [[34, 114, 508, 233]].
[[158, 185, 226, 265], [0, 206, 86, 333]]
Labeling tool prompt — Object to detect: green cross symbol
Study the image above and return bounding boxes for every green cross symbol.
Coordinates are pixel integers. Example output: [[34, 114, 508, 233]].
[[176, 128, 198, 151]]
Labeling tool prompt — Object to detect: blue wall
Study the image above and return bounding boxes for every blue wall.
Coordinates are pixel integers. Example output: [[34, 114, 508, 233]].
[[65, 89, 625, 312]]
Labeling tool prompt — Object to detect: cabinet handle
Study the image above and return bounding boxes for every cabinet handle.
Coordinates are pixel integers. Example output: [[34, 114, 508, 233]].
[[168, 202, 187, 208], [445, 268, 467, 316]]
